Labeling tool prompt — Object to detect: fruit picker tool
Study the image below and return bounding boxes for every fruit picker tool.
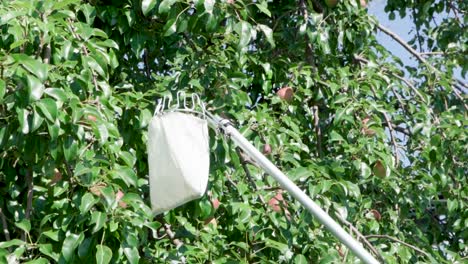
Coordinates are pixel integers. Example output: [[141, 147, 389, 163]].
[[149, 93, 379, 263]]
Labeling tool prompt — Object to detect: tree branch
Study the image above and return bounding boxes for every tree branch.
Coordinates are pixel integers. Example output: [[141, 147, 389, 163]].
[[312, 106, 323, 157], [382, 112, 400, 166], [163, 224, 183, 249], [22, 167, 33, 241], [235, 147, 266, 205], [335, 214, 385, 262], [66, 18, 99, 95], [376, 24, 430, 71], [0, 206, 10, 241], [353, 54, 427, 103], [365, 234, 431, 258], [376, 24, 467, 109]]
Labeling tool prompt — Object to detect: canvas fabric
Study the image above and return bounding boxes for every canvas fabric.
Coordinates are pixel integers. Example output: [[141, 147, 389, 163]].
[[147, 112, 210, 215]]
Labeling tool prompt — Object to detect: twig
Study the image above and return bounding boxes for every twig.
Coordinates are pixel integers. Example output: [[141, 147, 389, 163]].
[[66, 18, 99, 93], [143, 49, 151, 79], [42, 43, 51, 64], [235, 147, 266, 204], [383, 112, 399, 166], [0, 206, 10, 241], [411, 6, 423, 52], [22, 167, 33, 241], [335, 214, 384, 262], [377, 24, 429, 71], [365, 234, 430, 258], [376, 24, 467, 109], [300, 0, 316, 69], [312, 106, 323, 157], [163, 224, 183, 249], [389, 124, 410, 136], [63, 159, 74, 180], [389, 84, 407, 112], [353, 54, 427, 103], [419, 51, 446, 56], [368, 85, 400, 166]]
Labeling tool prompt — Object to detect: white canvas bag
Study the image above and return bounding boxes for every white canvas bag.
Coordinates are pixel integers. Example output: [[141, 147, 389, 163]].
[[147, 111, 210, 215]]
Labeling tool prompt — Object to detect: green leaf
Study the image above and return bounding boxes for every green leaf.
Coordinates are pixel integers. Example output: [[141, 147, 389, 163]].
[[96, 245, 112, 264], [93, 123, 109, 145], [120, 151, 136, 167], [163, 19, 177, 36], [236, 21, 252, 48], [78, 237, 93, 259], [0, 239, 25, 248], [36, 98, 58, 122], [159, 0, 177, 14], [39, 243, 59, 261], [204, 0, 215, 14], [31, 111, 44, 132], [15, 219, 31, 233], [26, 74, 44, 101], [61, 232, 84, 262], [0, 79, 5, 101], [294, 254, 308, 264], [123, 247, 140, 264], [111, 165, 137, 187], [80, 193, 97, 214], [257, 24, 275, 48], [63, 136, 78, 162], [447, 199, 458, 213], [43, 230, 59, 242], [17, 108, 30, 134], [12, 54, 48, 81], [255, 2, 271, 17], [44, 88, 68, 102], [24, 258, 49, 264], [85, 56, 106, 78], [90, 211, 106, 233], [99, 186, 115, 208]]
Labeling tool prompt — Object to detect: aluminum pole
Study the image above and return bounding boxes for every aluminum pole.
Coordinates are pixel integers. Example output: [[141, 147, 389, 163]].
[[208, 115, 380, 264]]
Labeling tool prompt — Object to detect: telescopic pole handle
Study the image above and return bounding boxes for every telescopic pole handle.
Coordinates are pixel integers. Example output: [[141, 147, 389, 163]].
[[208, 114, 380, 264]]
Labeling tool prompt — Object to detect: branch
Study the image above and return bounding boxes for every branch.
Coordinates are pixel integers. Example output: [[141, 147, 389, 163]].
[[365, 234, 431, 258], [353, 54, 427, 103], [0, 206, 10, 241], [143, 49, 151, 79], [382, 112, 400, 166], [390, 124, 411, 136], [335, 214, 385, 262], [235, 147, 266, 205], [163, 224, 183, 249], [312, 106, 323, 157], [376, 24, 467, 109], [368, 85, 400, 166], [419, 51, 447, 56], [22, 167, 33, 241], [377, 24, 431, 71], [66, 18, 99, 94]]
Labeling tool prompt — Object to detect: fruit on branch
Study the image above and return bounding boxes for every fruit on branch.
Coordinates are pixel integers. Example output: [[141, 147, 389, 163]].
[[360, 0, 367, 8], [373, 160, 386, 178], [370, 209, 381, 221], [86, 115, 97, 122], [211, 198, 220, 210], [116, 190, 127, 208], [276, 86, 294, 102], [268, 191, 286, 212], [325, 0, 338, 8], [262, 143, 272, 155], [204, 217, 217, 227]]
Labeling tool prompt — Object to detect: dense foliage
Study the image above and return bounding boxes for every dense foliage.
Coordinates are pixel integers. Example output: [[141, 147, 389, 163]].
[[0, 0, 466, 263]]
